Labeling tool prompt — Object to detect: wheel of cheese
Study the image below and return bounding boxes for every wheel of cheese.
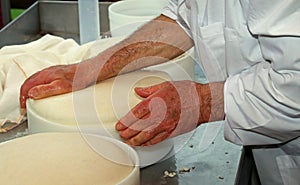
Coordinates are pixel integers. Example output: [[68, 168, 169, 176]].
[[0, 132, 139, 185], [27, 70, 170, 136]]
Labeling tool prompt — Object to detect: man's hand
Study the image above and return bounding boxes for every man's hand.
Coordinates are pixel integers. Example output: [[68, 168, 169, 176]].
[[115, 81, 225, 146], [20, 64, 79, 108]]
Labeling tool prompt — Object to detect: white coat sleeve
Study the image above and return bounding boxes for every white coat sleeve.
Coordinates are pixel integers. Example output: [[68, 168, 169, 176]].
[[161, 0, 180, 20], [224, 0, 300, 145], [161, 0, 193, 38]]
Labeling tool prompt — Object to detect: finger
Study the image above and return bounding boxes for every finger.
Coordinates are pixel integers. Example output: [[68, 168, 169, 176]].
[[116, 114, 150, 131], [28, 79, 72, 100], [134, 81, 169, 98], [124, 124, 163, 146], [115, 100, 151, 131], [20, 68, 58, 108], [125, 132, 156, 146], [20, 72, 47, 108], [126, 118, 179, 146], [118, 114, 154, 139], [119, 128, 140, 140], [115, 113, 150, 131], [142, 131, 170, 146]]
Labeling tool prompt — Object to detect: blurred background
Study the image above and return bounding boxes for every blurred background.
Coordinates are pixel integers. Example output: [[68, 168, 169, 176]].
[[1, 0, 37, 29], [0, 0, 167, 47], [0, 0, 121, 29]]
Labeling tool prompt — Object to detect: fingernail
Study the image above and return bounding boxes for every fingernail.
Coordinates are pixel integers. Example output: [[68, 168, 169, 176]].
[[115, 123, 121, 130], [115, 122, 126, 131], [135, 87, 143, 90], [134, 87, 143, 93]]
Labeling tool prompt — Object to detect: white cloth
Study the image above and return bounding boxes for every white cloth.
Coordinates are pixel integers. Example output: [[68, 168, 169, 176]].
[[0, 35, 84, 130], [162, 0, 300, 184], [0, 34, 122, 131]]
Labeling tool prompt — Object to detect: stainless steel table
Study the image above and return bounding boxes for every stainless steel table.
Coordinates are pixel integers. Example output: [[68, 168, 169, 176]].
[[141, 121, 242, 185]]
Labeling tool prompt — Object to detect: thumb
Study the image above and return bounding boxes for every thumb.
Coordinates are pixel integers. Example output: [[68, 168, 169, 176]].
[[134, 81, 169, 98]]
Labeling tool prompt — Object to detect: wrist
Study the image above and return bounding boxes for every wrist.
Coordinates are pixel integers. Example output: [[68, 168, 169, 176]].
[[196, 81, 225, 124]]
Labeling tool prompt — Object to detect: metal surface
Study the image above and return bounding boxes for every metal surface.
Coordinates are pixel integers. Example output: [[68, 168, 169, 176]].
[[140, 122, 242, 185], [0, 2, 40, 47], [0, 1, 112, 48], [39, 0, 112, 38], [1, 0, 11, 26]]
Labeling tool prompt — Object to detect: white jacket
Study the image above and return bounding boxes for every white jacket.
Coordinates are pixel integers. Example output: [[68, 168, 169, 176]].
[[162, 0, 300, 184]]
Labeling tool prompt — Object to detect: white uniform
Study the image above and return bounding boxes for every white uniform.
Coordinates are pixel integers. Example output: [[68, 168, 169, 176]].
[[162, 0, 300, 184]]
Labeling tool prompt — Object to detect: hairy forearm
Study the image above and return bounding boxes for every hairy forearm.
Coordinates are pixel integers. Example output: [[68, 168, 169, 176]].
[[79, 15, 194, 84]]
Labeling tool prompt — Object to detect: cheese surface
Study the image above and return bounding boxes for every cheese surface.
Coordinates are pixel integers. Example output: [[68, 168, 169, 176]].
[[0, 133, 134, 185]]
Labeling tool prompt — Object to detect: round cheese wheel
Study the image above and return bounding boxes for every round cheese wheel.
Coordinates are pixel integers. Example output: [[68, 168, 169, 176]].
[[0, 133, 137, 185]]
